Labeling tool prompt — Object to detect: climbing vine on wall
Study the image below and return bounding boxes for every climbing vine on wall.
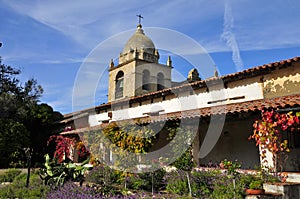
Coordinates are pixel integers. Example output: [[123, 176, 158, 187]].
[[79, 120, 195, 171], [79, 122, 157, 170], [102, 122, 156, 153], [48, 135, 90, 163], [249, 108, 300, 171]]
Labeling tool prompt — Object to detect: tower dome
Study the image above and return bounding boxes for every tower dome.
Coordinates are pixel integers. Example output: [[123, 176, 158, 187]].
[[123, 24, 155, 55]]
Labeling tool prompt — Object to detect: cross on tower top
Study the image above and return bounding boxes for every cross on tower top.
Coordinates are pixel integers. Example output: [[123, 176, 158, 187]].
[[136, 14, 143, 24]]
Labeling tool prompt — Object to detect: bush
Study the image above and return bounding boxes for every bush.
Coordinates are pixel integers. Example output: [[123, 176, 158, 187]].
[[128, 173, 149, 190], [171, 147, 195, 171], [190, 170, 219, 198], [85, 165, 121, 196], [85, 165, 166, 194], [0, 168, 22, 182], [239, 174, 256, 189], [0, 171, 49, 198], [164, 170, 189, 196], [85, 164, 118, 185], [210, 173, 244, 199], [127, 169, 166, 192], [220, 159, 241, 176], [164, 169, 248, 198]]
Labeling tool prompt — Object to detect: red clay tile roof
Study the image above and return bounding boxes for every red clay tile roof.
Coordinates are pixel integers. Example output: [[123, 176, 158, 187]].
[[142, 94, 300, 123], [61, 56, 300, 134], [61, 93, 300, 135]]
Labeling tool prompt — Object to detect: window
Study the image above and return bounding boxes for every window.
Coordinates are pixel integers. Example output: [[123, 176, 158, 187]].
[[142, 70, 150, 91], [115, 71, 124, 99], [157, 72, 164, 91]]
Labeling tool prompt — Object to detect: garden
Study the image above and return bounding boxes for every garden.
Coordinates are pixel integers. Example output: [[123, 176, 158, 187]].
[[0, 155, 285, 198], [0, 108, 299, 198], [0, 155, 282, 198]]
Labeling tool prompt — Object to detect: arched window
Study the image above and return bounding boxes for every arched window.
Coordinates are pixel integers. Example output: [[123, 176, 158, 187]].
[[157, 72, 164, 91], [115, 71, 124, 99], [142, 70, 150, 91]]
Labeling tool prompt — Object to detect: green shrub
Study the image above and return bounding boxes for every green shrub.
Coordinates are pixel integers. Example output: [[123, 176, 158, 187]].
[[128, 169, 166, 192], [249, 179, 263, 190], [0, 171, 49, 198], [220, 159, 241, 176], [85, 164, 120, 185], [239, 174, 256, 189], [165, 170, 189, 196], [0, 168, 22, 182], [166, 178, 189, 195], [85, 165, 166, 194], [171, 147, 195, 171], [128, 173, 150, 190], [84, 164, 121, 195], [190, 170, 220, 197], [210, 173, 244, 199]]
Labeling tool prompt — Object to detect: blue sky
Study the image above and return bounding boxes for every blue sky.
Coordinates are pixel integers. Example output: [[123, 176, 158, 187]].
[[0, 0, 300, 114]]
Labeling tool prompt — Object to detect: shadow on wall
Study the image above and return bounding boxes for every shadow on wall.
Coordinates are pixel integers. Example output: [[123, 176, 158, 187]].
[[199, 118, 260, 169]]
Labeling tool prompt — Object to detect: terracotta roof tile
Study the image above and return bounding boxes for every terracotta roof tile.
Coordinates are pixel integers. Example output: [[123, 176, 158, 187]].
[[143, 94, 300, 123], [61, 94, 300, 135]]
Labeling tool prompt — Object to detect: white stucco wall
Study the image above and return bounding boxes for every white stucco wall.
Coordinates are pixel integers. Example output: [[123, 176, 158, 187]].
[[88, 114, 99, 127], [89, 82, 263, 126]]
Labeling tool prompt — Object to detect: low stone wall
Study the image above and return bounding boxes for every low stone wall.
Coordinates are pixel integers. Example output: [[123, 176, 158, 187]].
[[264, 182, 300, 199]]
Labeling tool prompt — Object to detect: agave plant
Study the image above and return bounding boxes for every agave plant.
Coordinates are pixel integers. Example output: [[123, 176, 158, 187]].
[[39, 154, 92, 186]]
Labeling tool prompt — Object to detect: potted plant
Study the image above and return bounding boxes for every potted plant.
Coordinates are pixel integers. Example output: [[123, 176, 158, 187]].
[[245, 178, 265, 195]]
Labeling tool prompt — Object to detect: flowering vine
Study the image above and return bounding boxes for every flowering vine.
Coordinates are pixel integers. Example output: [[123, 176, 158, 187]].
[[48, 135, 90, 163], [48, 135, 75, 163], [249, 108, 300, 171], [76, 141, 90, 158]]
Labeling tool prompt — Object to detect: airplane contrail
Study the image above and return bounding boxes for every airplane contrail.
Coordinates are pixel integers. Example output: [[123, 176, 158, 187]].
[[221, 0, 244, 71]]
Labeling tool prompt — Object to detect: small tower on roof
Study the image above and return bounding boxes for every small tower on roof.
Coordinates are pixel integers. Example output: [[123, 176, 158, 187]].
[[187, 68, 201, 82]]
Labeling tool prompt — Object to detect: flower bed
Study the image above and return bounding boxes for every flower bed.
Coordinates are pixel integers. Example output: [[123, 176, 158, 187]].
[[0, 163, 284, 199]]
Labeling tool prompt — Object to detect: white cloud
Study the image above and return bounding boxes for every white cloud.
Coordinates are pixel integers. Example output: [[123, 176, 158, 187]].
[[2, 0, 300, 114], [4, 0, 300, 53], [229, 0, 300, 51]]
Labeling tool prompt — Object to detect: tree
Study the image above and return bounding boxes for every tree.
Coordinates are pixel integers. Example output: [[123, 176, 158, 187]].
[[0, 60, 62, 168], [0, 62, 43, 121], [0, 119, 30, 167], [24, 103, 63, 165]]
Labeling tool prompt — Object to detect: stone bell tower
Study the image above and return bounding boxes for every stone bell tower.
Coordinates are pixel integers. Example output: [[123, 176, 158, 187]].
[[107, 21, 172, 102]]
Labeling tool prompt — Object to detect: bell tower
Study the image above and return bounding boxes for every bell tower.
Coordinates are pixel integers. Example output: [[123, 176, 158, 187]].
[[107, 21, 172, 102]]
